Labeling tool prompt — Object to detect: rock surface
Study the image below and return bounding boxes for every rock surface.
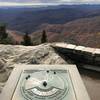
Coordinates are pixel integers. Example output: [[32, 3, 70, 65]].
[[0, 43, 67, 92], [0, 43, 100, 100]]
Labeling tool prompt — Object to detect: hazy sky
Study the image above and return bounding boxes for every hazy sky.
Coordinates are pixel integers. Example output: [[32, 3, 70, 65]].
[[0, 0, 100, 6], [0, 0, 100, 3]]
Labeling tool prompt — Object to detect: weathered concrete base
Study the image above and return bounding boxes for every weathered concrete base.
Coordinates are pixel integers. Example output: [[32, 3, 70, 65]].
[[0, 65, 90, 100], [0, 64, 90, 100]]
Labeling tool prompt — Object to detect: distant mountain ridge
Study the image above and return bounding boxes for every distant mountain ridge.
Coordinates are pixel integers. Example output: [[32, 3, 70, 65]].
[[6, 15, 100, 47], [0, 5, 100, 47], [31, 16, 100, 48], [0, 5, 100, 33]]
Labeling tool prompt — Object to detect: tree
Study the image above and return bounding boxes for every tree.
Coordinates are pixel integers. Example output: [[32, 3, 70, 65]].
[[41, 30, 47, 43], [0, 24, 14, 44], [0, 37, 13, 45], [0, 24, 8, 39], [22, 32, 32, 46]]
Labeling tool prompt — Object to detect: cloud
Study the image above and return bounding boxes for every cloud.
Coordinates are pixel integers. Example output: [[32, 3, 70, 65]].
[[0, 0, 100, 4], [0, 0, 34, 3], [0, 0, 62, 3], [61, 0, 100, 3]]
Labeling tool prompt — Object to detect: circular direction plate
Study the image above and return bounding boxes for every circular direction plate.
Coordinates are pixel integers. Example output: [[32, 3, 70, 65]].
[[21, 70, 69, 100]]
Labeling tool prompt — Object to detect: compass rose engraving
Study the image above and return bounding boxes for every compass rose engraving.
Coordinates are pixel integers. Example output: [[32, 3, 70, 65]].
[[21, 70, 69, 100]]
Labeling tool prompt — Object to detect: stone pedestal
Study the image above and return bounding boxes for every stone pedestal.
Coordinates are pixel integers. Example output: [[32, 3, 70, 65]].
[[0, 64, 90, 100]]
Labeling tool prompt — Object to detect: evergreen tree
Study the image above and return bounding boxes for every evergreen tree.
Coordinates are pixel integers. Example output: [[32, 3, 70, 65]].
[[0, 37, 13, 45], [0, 24, 8, 39], [41, 30, 47, 43], [0, 24, 13, 44], [22, 32, 32, 46]]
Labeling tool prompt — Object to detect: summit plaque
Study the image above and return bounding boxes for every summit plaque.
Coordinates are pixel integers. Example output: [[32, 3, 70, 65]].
[[0, 65, 90, 100]]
